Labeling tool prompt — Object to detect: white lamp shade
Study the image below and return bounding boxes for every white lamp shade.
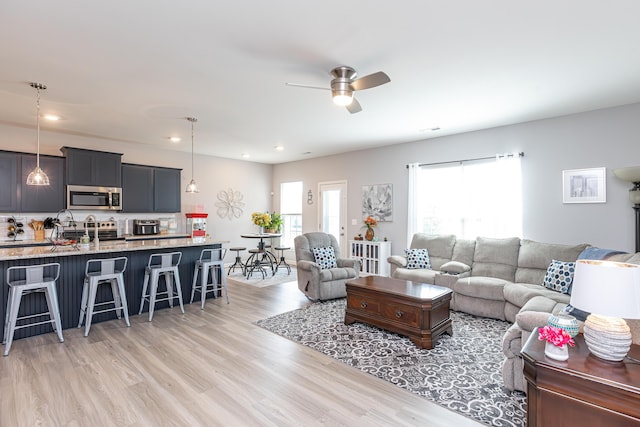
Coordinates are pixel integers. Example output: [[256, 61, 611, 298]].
[[613, 166, 640, 183], [570, 260, 640, 319]]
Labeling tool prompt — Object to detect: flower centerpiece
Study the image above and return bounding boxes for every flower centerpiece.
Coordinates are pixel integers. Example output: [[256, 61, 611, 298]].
[[362, 215, 378, 241], [268, 212, 283, 233], [251, 212, 272, 233], [538, 325, 575, 361]]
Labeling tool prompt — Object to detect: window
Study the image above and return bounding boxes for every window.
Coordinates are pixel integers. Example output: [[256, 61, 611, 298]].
[[409, 155, 522, 241], [280, 181, 303, 247]]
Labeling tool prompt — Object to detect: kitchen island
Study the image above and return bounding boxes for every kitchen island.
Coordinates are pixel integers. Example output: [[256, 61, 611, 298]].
[[0, 237, 227, 341]]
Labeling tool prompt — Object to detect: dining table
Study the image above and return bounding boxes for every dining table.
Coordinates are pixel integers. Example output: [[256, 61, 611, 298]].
[[240, 232, 282, 278]]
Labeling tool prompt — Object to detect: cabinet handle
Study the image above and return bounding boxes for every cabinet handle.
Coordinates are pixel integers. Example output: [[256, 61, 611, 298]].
[[395, 310, 404, 318], [360, 301, 368, 309]]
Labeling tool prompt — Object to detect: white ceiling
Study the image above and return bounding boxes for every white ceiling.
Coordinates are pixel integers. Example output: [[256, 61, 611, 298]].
[[2, 1, 640, 164]]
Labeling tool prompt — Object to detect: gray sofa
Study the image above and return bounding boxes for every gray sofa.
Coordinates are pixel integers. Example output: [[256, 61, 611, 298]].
[[388, 233, 640, 392]]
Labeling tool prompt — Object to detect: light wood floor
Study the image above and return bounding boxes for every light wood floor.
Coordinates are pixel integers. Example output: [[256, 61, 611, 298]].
[[0, 279, 482, 426]]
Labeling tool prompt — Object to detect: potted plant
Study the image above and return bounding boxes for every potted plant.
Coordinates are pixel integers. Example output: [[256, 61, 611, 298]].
[[267, 212, 283, 233]]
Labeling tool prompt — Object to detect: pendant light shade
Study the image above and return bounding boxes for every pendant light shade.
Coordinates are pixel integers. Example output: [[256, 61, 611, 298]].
[[185, 117, 199, 193], [26, 82, 50, 186]]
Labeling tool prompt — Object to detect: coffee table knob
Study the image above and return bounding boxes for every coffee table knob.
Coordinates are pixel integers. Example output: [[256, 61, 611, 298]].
[[360, 301, 367, 309], [395, 310, 404, 318]]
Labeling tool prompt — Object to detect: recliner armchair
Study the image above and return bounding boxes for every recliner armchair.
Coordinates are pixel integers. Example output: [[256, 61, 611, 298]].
[[294, 232, 360, 301]]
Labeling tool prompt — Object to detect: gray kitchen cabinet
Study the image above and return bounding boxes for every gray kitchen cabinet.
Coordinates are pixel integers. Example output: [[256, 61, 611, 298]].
[[61, 147, 122, 187], [153, 167, 181, 213], [0, 151, 18, 212], [121, 164, 154, 212], [19, 154, 65, 212], [122, 164, 181, 213]]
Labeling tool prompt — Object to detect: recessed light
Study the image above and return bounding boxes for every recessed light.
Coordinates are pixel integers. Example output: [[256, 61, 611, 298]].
[[169, 136, 181, 143], [302, 151, 311, 155], [275, 145, 284, 151], [241, 153, 250, 159], [43, 114, 60, 121]]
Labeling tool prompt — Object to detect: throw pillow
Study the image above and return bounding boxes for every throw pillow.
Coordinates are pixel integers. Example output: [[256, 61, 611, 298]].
[[405, 248, 431, 270], [542, 259, 576, 294], [312, 246, 338, 270]]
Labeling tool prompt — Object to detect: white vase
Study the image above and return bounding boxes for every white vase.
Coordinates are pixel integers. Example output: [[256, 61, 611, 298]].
[[544, 341, 569, 361]]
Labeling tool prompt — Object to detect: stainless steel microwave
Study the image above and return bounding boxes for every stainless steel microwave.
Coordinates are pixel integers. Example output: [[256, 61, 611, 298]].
[[67, 185, 122, 211]]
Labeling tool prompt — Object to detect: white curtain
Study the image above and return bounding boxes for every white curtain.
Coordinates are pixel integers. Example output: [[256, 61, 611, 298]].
[[406, 163, 419, 246]]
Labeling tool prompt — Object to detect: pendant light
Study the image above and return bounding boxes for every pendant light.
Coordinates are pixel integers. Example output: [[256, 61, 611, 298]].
[[26, 82, 50, 186], [185, 116, 199, 193]]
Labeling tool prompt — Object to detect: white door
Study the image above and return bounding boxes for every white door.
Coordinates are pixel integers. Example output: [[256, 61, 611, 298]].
[[318, 181, 347, 250]]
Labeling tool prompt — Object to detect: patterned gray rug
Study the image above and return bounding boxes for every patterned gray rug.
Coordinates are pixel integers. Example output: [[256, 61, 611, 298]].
[[255, 299, 526, 427]]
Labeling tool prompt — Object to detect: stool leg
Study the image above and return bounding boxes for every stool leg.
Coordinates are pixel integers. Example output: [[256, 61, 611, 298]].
[[165, 272, 174, 308], [190, 264, 200, 305], [4, 287, 14, 345], [4, 287, 23, 356], [44, 282, 64, 343], [110, 279, 122, 320], [77, 278, 89, 328], [148, 270, 160, 321], [201, 264, 208, 309], [139, 271, 150, 315], [219, 266, 230, 304], [116, 274, 130, 327], [173, 267, 185, 314], [84, 278, 99, 337]]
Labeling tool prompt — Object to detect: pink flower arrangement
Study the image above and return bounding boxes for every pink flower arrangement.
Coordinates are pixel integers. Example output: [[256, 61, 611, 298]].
[[538, 325, 575, 347], [363, 216, 378, 229]]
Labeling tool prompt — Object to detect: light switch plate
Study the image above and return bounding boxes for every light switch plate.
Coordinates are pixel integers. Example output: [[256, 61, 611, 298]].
[[351, 219, 357, 225]]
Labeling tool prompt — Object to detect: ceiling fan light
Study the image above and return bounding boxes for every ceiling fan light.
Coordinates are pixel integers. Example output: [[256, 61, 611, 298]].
[[26, 166, 50, 186], [333, 92, 353, 106]]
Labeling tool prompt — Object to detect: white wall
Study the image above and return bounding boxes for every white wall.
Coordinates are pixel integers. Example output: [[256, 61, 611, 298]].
[[0, 123, 273, 254], [273, 103, 640, 253]]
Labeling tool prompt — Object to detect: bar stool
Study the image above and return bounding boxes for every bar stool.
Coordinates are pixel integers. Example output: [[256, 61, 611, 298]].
[[245, 248, 268, 279], [227, 247, 246, 275], [77, 257, 130, 337], [191, 248, 229, 309], [3, 263, 64, 356], [274, 246, 292, 274], [138, 252, 184, 321]]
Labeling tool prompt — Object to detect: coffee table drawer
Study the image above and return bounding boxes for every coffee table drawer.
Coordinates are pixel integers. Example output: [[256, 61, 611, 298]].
[[382, 302, 420, 327], [347, 293, 381, 315]]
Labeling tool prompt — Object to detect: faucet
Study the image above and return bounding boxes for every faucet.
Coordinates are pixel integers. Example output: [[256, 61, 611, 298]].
[[84, 214, 99, 245]]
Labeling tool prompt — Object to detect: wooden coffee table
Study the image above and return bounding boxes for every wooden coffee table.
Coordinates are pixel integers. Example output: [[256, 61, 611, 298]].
[[344, 276, 453, 349]]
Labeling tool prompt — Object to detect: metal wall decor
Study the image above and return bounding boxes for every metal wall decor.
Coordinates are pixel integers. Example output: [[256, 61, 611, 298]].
[[215, 188, 245, 220]]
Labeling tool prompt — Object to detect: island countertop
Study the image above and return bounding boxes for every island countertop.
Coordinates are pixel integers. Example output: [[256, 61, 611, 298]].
[[0, 237, 228, 261]]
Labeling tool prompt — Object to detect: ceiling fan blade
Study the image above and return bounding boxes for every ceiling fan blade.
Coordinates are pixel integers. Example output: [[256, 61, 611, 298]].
[[285, 82, 330, 91], [350, 71, 390, 91], [346, 98, 362, 114]]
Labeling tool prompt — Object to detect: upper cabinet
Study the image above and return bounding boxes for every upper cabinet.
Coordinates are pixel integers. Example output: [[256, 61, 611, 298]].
[[0, 152, 18, 211], [61, 147, 122, 187], [19, 154, 65, 213], [122, 164, 181, 213], [0, 151, 65, 213]]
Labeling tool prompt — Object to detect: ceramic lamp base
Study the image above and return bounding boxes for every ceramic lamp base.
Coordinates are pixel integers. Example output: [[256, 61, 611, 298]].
[[583, 314, 632, 362]]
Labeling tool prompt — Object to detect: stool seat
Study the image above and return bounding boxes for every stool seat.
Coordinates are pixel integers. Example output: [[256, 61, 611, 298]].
[[191, 248, 230, 309], [3, 263, 64, 356], [78, 257, 130, 336], [138, 252, 184, 321]]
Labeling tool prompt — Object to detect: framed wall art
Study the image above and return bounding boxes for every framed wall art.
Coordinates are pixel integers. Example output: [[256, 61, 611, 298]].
[[362, 183, 393, 221], [562, 167, 606, 203]]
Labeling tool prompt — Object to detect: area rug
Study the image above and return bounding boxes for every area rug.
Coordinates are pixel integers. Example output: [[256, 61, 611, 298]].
[[227, 267, 297, 288], [255, 299, 526, 427]]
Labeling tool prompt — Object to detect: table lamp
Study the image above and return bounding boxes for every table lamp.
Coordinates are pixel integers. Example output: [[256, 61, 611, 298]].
[[570, 259, 640, 361]]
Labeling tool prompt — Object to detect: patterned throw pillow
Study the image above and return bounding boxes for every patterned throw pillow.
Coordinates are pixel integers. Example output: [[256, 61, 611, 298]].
[[312, 246, 338, 270], [405, 248, 431, 270], [542, 259, 576, 294]]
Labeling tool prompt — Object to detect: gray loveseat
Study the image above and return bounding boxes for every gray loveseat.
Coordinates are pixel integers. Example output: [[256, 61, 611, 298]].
[[388, 233, 640, 392]]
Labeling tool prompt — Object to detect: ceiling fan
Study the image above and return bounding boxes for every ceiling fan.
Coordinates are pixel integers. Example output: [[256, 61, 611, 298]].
[[286, 66, 391, 114]]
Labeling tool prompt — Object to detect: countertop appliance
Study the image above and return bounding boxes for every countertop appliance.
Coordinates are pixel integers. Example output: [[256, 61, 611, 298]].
[[61, 220, 119, 241], [67, 185, 122, 211], [185, 213, 207, 238], [133, 219, 159, 236]]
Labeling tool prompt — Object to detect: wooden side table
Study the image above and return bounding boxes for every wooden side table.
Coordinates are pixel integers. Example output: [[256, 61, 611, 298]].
[[522, 328, 640, 427]]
